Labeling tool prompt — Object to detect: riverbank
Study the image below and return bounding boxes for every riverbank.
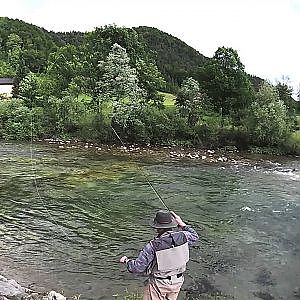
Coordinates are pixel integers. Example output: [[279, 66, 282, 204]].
[[28, 137, 300, 183], [33, 137, 299, 165], [0, 273, 234, 300], [0, 274, 68, 300]]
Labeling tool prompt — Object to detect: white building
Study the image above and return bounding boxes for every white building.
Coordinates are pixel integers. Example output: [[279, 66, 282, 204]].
[[0, 78, 14, 98]]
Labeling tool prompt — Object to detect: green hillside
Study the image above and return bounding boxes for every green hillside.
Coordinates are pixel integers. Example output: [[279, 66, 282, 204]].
[[135, 26, 209, 91], [0, 17, 59, 74], [0, 18, 265, 93]]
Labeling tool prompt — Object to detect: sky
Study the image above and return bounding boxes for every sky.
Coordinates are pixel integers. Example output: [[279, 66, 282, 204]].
[[2, 0, 300, 97]]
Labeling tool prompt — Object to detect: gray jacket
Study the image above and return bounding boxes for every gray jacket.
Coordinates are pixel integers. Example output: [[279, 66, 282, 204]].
[[126, 226, 199, 278]]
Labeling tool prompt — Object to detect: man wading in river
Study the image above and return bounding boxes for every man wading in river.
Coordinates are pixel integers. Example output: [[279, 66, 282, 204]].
[[119, 210, 199, 300]]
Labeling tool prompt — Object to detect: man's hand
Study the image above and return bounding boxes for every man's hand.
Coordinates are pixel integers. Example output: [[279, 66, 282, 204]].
[[119, 256, 129, 264], [170, 211, 186, 228]]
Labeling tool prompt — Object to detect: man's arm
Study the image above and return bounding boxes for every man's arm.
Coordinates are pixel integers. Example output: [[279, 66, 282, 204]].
[[171, 211, 199, 246], [181, 225, 199, 245], [120, 242, 155, 274]]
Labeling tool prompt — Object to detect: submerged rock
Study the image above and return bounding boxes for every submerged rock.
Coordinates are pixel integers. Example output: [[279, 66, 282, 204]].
[[0, 275, 27, 299], [253, 290, 274, 300], [0, 275, 66, 300], [48, 291, 66, 300], [254, 268, 275, 286], [184, 276, 224, 298], [294, 287, 300, 297]]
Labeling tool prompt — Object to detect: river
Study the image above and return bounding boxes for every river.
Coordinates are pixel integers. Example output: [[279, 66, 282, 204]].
[[0, 142, 299, 299]]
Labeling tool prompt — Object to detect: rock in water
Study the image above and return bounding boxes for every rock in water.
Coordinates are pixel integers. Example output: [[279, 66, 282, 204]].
[[253, 291, 274, 300], [0, 275, 27, 299], [48, 291, 66, 300], [294, 287, 300, 297]]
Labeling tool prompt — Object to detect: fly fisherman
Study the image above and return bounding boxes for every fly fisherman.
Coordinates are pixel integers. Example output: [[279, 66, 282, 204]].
[[119, 210, 199, 300]]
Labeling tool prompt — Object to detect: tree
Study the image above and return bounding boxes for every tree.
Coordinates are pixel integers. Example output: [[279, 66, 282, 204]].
[[46, 44, 82, 97], [196, 47, 254, 122], [6, 33, 22, 73], [18, 72, 39, 106], [47, 95, 84, 134], [0, 60, 15, 77], [176, 77, 207, 127], [135, 59, 166, 106], [96, 43, 145, 126], [275, 76, 297, 116], [247, 82, 290, 145], [82, 25, 149, 99]]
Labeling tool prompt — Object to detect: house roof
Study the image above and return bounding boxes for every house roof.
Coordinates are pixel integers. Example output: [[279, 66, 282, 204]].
[[0, 78, 15, 85]]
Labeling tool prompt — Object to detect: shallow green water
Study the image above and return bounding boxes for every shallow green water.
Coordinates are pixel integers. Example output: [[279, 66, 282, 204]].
[[0, 142, 299, 299]]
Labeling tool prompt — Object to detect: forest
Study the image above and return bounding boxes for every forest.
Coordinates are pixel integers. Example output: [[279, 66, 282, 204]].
[[0, 17, 300, 154]]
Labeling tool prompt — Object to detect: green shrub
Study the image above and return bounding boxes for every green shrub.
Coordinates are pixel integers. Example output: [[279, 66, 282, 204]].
[[0, 98, 50, 140], [283, 131, 300, 155], [0, 98, 31, 139]]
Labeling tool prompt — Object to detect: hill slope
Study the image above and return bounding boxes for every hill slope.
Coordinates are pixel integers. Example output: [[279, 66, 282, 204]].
[[0, 17, 59, 73], [135, 26, 209, 90], [0, 18, 263, 92]]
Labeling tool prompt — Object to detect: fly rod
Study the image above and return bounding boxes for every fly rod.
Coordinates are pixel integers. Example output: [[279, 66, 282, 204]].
[[111, 126, 170, 211]]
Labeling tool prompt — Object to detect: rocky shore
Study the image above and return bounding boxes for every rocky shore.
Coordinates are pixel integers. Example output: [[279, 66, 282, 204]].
[[0, 275, 66, 300], [36, 138, 245, 163]]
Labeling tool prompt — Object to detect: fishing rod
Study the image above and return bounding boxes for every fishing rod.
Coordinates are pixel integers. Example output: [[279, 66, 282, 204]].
[[111, 126, 170, 211]]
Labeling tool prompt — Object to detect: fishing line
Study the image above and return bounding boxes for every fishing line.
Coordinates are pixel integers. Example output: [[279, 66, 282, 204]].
[[30, 110, 71, 240], [111, 126, 170, 211]]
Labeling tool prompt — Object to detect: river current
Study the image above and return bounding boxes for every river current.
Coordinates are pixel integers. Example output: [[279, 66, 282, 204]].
[[0, 142, 299, 299]]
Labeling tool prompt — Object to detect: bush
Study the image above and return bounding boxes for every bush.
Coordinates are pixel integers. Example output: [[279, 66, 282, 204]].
[[218, 127, 250, 150], [246, 82, 291, 146], [193, 114, 222, 147], [0, 98, 49, 140], [117, 106, 189, 145], [282, 131, 300, 155], [0, 98, 31, 139]]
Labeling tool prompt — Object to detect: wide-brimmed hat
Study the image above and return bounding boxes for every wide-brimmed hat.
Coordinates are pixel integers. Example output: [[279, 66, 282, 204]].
[[150, 210, 178, 229]]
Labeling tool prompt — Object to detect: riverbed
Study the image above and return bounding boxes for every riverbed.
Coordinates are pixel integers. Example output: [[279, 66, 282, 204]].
[[0, 142, 299, 299]]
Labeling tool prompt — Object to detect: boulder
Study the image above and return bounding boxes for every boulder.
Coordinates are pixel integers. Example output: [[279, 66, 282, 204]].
[[0, 275, 27, 300]]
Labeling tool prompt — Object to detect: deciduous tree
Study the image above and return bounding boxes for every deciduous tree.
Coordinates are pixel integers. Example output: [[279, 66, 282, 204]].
[[247, 82, 290, 145], [197, 47, 254, 122], [96, 43, 145, 127], [176, 77, 207, 126]]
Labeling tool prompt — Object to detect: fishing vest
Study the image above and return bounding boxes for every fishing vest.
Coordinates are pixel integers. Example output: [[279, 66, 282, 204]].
[[149, 231, 189, 279]]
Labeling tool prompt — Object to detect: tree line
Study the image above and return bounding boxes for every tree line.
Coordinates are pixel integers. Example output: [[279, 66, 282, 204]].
[[0, 18, 299, 154]]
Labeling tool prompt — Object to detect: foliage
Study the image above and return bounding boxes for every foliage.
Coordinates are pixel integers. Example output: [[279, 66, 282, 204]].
[[0, 59, 14, 76], [283, 131, 300, 155], [46, 95, 87, 135], [135, 26, 208, 92], [97, 44, 143, 100], [6, 33, 22, 70], [18, 72, 42, 107], [176, 77, 207, 126], [160, 91, 176, 107], [246, 82, 290, 146], [82, 25, 150, 99], [0, 98, 32, 139], [196, 47, 255, 121], [96, 43, 145, 128], [0, 18, 298, 155], [0, 17, 57, 75], [275, 79, 297, 115], [46, 44, 83, 97], [47, 30, 84, 47], [135, 58, 166, 106]]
